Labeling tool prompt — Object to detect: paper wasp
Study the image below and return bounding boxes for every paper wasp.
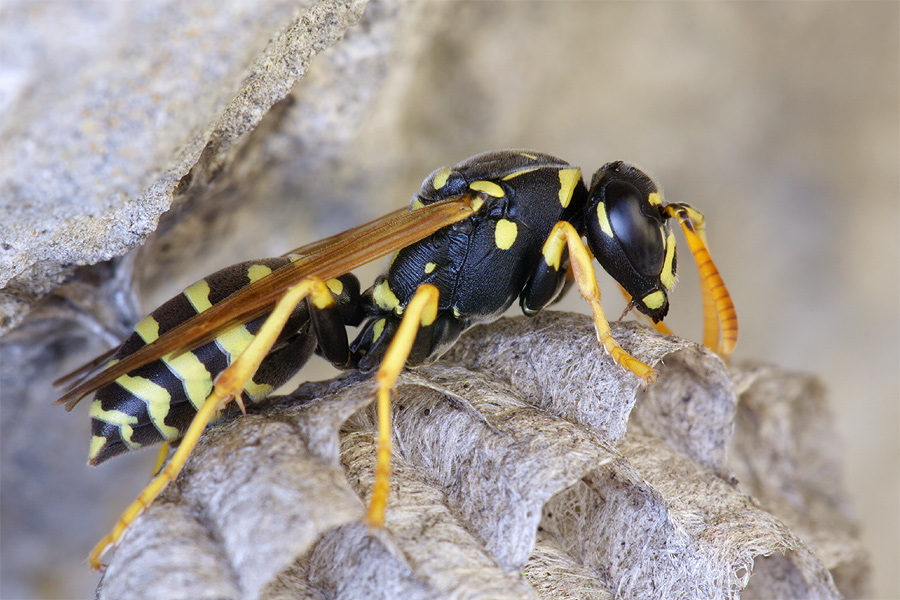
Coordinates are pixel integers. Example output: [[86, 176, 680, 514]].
[[55, 149, 737, 568]]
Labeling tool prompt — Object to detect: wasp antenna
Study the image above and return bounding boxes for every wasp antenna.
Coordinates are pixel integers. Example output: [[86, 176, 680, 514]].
[[664, 203, 738, 355]]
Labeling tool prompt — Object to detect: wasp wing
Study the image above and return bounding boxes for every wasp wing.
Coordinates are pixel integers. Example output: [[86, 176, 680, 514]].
[[280, 206, 410, 258], [56, 198, 475, 410]]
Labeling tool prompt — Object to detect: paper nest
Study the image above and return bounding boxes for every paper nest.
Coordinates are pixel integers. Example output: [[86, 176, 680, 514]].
[[96, 313, 868, 600]]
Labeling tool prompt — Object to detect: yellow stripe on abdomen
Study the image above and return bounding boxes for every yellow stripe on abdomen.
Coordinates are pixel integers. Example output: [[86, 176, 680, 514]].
[[111, 373, 180, 440]]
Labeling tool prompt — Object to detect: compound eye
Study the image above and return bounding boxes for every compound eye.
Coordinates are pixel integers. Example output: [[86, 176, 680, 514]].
[[606, 181, 665, 276]]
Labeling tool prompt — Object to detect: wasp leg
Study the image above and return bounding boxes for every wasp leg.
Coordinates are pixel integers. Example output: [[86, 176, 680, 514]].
[[540, 221, 657, 385], [520, 244, 570, 316], [366, 283, 440, 528], [87, 277, 340, 570], [663, 204, 738, 356], [150, 441, 173, 477]]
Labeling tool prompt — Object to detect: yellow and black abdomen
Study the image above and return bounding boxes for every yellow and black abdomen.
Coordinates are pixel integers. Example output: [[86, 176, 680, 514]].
[[88, 259, 319, 465]]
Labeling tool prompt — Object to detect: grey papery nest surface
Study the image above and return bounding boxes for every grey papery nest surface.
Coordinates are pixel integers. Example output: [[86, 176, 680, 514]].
[[96, 313, 866, 600]]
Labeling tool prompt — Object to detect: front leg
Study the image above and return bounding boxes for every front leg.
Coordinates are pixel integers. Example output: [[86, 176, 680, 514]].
[[536, 221, 657, 385]]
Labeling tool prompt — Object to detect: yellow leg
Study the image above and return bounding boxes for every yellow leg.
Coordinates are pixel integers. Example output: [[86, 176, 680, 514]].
[[366, 283, 440, 528], [88, 384, 231, 569], [664, 204, 738, 356], [150, 441, 172, 477], [88, 277, 337, 569], [542, 222, 657, 385]]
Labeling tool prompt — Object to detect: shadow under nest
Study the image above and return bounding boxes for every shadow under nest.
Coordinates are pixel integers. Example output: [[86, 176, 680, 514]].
[[95, 312, 863, 600]]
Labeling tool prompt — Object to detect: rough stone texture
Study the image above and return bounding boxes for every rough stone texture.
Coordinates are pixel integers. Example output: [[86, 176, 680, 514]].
[[0, 1, 397, 597], [95, 314, 863, 599], [1, 3, 895, 599], [0, 0, 367, 331]]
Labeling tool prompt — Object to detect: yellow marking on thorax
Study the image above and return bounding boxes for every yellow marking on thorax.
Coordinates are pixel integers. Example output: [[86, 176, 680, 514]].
[[424, 262, 436, 274], [411, 197, 425, 210], [557, 168, 581, 208], [495, 219, 518, 250], [135, 316, 160, 344], [183, 279, 213, 313], [432, 167, 451, 190], [372, 318, 386, 343], [326, 278, 344, 296], [648, 192, 663, 206], [246, 264, 273, 282], [596, 202, 614, 238], [520, 152, 538, 160], [373, 280, 401, 313], [660, 231, 677, 290], [470, 180, 505, 198], [501, 165, 541, 180], [642, 290, 666, 310]]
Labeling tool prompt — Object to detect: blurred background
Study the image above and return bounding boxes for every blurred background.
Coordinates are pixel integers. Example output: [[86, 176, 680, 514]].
[[2, 1, 897, 598]]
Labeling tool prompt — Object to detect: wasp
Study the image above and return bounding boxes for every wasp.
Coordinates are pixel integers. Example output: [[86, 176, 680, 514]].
[[55, 150, 737, 568]]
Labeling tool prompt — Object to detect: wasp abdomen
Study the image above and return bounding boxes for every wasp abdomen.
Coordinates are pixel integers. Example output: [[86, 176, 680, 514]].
[[88, 259, 323, 465]]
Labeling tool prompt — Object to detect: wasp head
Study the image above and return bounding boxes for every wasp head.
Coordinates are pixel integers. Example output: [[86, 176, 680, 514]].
[[585, 161, 677, 323]]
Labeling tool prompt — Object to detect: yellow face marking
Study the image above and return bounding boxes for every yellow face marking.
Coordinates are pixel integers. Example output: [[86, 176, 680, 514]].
[[648, 192, 663, 206], [469, 180, 505, 198], [326, 278, 344, 296], [494, 219, 518, 250], [660, 231, 677, 290], [642, 290, 666, 310], [424, 262, 436, 274], [373, 280, 401, 312], [411, 197, 425, 211], [557, 168, 581, 208], [596, 202, 614, 238], [183, 279, 213, 313], [372, 318, 386, 343], [520, 152, 538, 160], [432, 167, 451, 190], [501, 165, 541, 180], [135, 316, 160, 344], [246, 264, 273, 283]]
